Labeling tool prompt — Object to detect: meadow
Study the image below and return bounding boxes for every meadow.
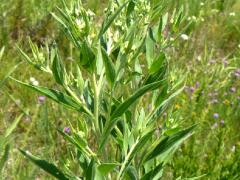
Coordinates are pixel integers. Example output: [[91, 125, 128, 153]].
[[0, 0, 240, 179]]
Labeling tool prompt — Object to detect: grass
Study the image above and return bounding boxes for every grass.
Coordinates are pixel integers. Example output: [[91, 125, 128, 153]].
[[0, 0, 240, 179]]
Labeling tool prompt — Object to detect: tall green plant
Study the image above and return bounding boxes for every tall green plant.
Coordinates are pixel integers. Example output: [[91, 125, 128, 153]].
[[14, 0, 195, 179]]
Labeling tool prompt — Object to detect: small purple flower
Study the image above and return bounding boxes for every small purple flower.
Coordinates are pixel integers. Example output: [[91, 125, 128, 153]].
[[190, 86, 195, 93], [195, 81, 200, 88], [213, 113, 219, 119], [38, 96, 46, 103], [212, 122, 218, 129], [63, 127, 71, 133], [234, 68, 240, 77], [220, 120, 225, 126], [230, 87, 236, 93], [223, 60, 229, 67]]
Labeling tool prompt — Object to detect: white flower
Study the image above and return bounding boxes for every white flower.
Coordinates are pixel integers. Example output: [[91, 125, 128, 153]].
[[229, 12, 236, 17], [192, 16, 197, 21], [30, 77, 39, 86], [180, 34, 189, 41], [32, 80, 39, 86], [29, 77, 36, 82]]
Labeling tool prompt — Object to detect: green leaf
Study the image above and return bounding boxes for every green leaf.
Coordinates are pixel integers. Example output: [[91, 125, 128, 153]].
[[99, 81, 162, 150], [101, 47, 116, 87], [79, 40, 96, 72], [124, 166, 138, 180], [126, 0, 136, 26], [143, 125, 196, 163], [149, 52, 165, 74], [111, 81, 163, 120], [148, 86, 184, 125], [140, 163, 163, 180], [146, 30, 155, 68], [52, 49, 65, 85], [86, 159, 96, 180], [97, 163, 118, 176], [98, 1, 129, 38], [19, 149, 69, 180], [11, 78, 86, 114]]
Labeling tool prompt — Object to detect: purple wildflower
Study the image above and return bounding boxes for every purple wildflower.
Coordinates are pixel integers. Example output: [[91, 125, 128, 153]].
[[190, 86, 195, 93], [195, 81, 200, 88], [63, 127, 71, 133], [38, 96, 46, 103], [213, 113, 219, 119], [234, 69, 240, 77]]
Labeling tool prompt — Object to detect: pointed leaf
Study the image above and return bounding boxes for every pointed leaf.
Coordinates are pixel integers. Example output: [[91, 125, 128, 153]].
[[11, 78, 86, 114], [52, 49, 65, 85], [19, 149, 69, 180], [101, 48, 116, 87], [143, 125, 196, 163]]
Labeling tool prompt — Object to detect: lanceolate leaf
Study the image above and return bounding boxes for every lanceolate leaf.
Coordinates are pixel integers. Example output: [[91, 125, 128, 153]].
[[19, 149, 69, 180], [111, 80, 163, 120], [140, 163, 163, 180], [101, 47, 116, 87], [142, 125, 196, 163], [52, 49, 65, 85], [11, 78, 86, 114]]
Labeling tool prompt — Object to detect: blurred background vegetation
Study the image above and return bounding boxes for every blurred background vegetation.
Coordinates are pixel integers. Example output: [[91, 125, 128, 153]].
[[0, 0, 240, 179]]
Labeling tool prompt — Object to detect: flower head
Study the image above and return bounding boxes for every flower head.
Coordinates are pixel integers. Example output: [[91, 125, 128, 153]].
[[220, 120, 225, 126], [180, 34, 189, 41], [213, 113, 219, 119], [38, 96, 46, 103], [230, 87, 236, 93], [63, 127, 71, 134]]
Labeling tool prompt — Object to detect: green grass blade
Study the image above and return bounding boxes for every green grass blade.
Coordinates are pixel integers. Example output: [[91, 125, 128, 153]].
[[4, 113, 23, 138], [0, 144, 10, 173]]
